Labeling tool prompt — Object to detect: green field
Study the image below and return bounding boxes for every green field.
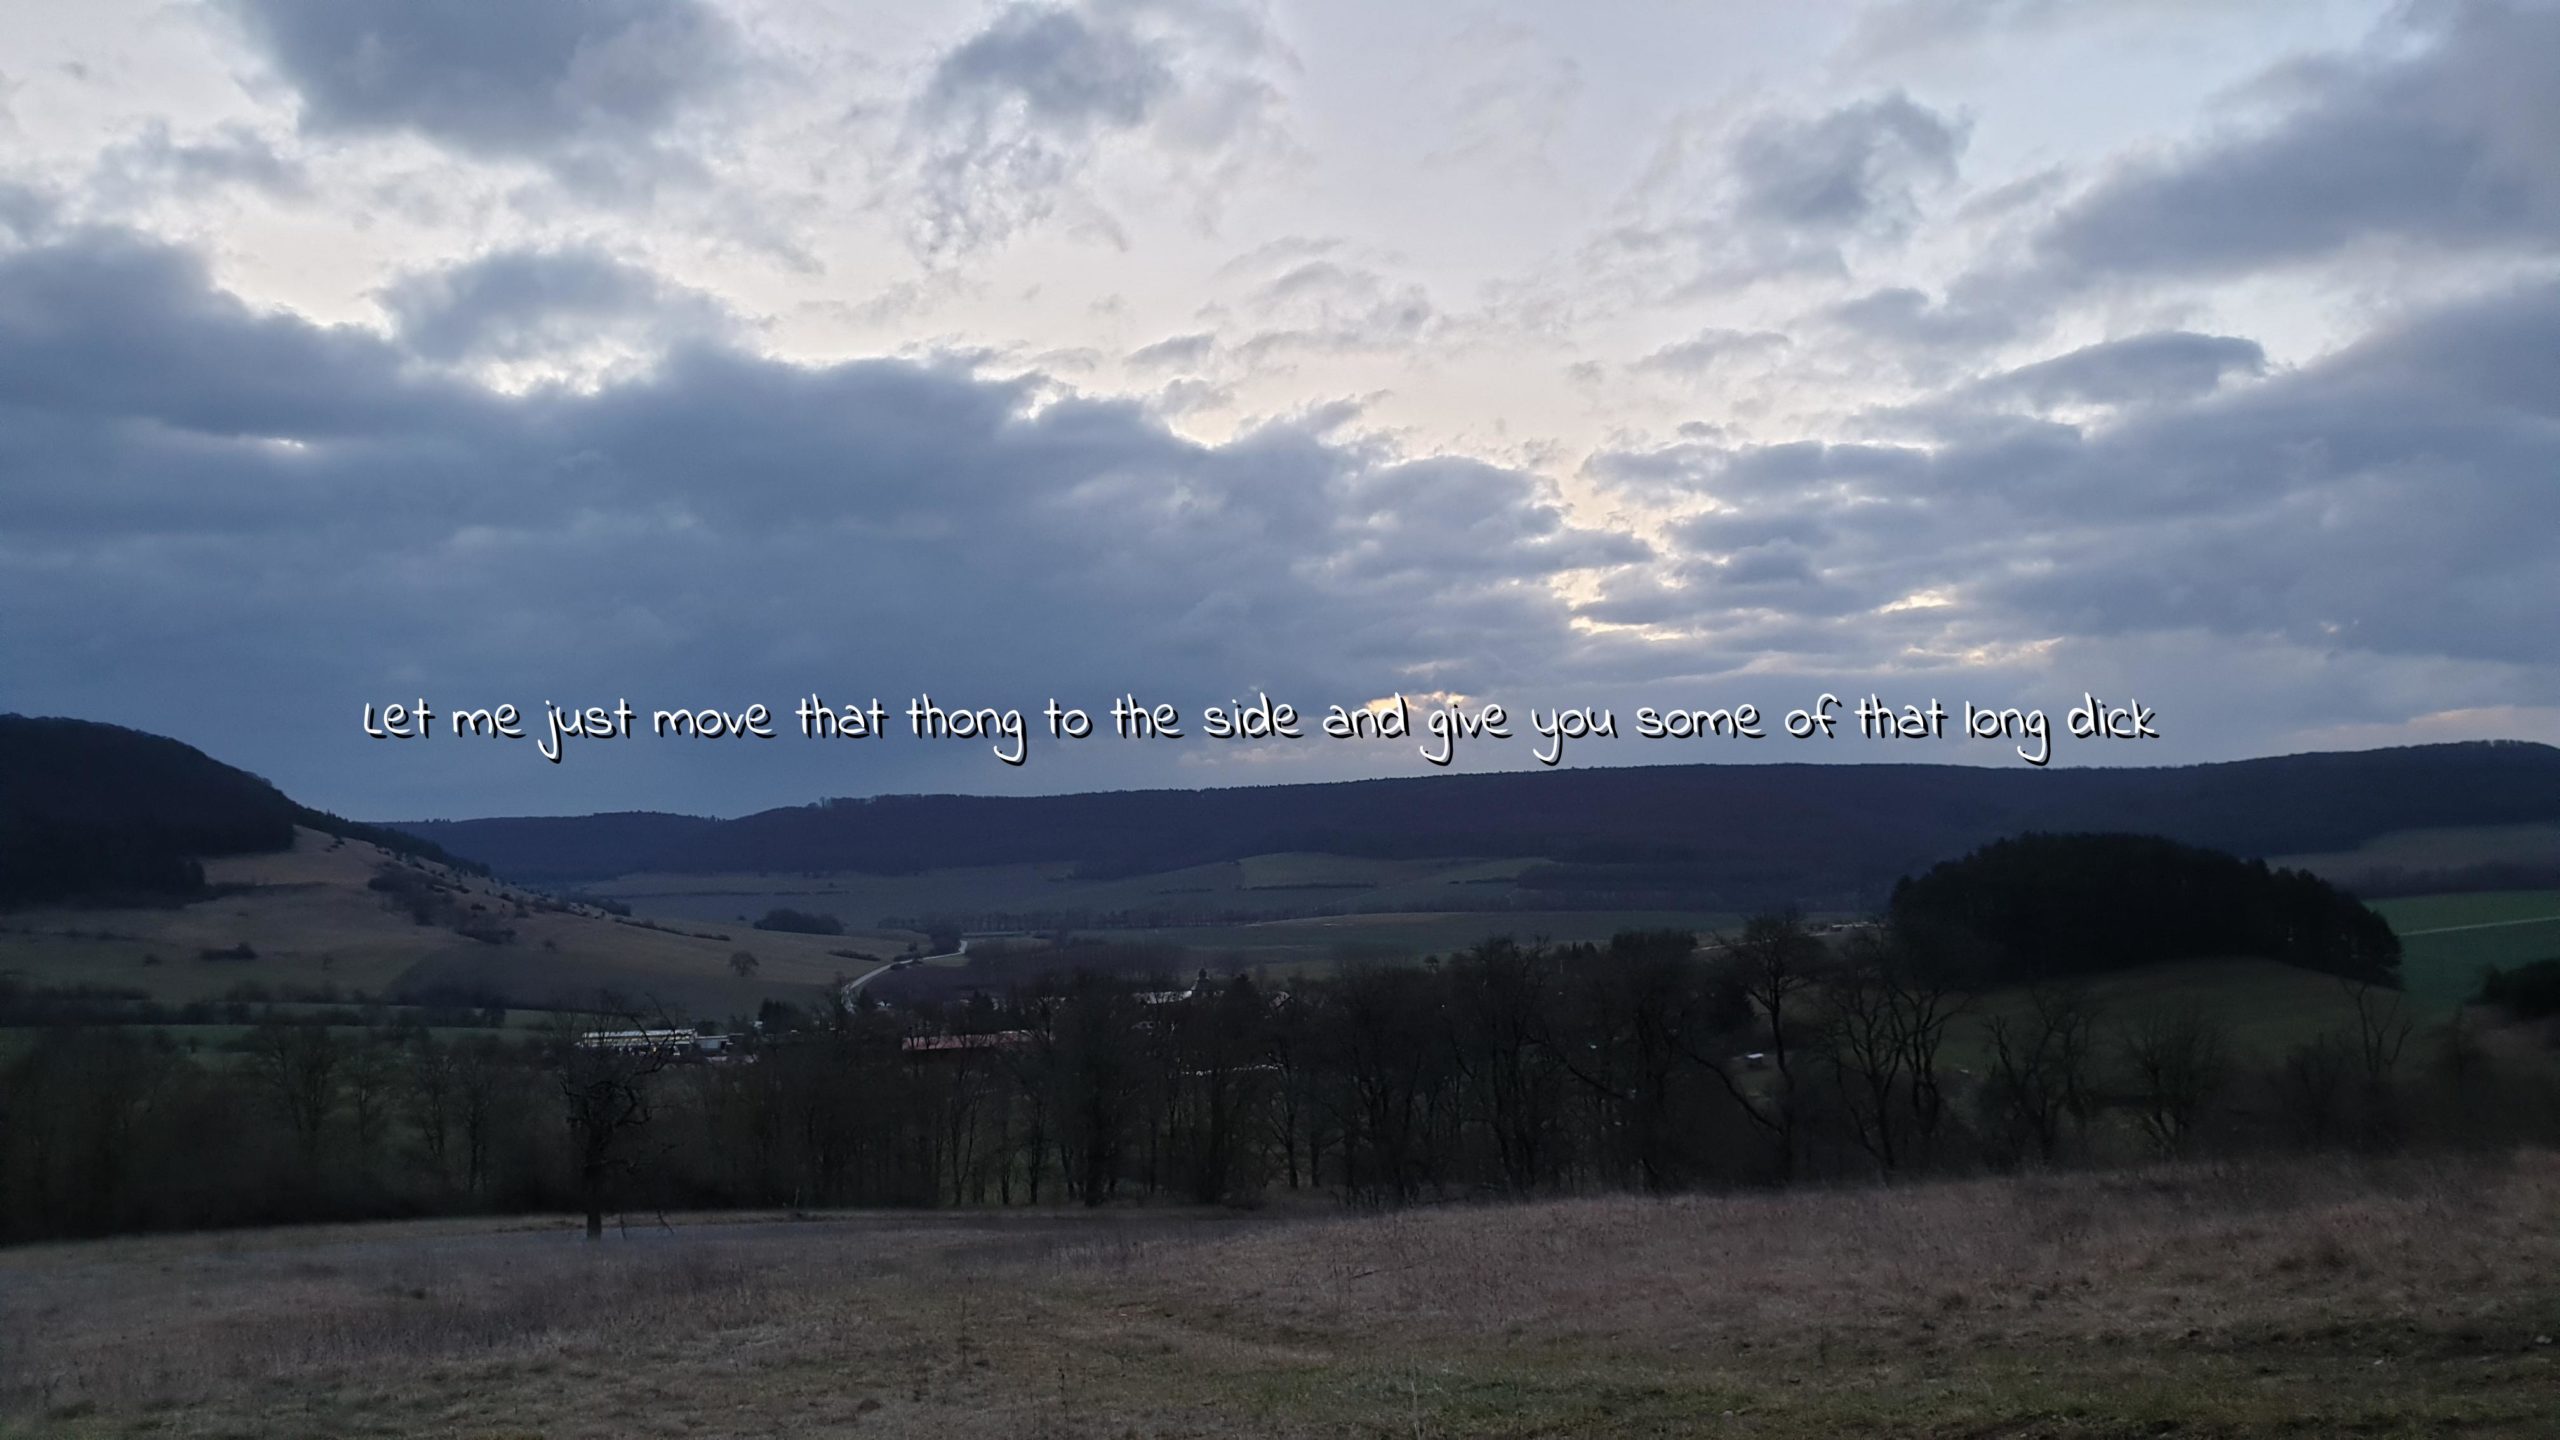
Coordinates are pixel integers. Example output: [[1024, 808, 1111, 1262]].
[[591, 851, 1775, 972], [1082, 908, 1759, 971], [2372, 890, 2560, 1012], [590, 852, 1556, 932], [1946, 956, 2387, 1071]]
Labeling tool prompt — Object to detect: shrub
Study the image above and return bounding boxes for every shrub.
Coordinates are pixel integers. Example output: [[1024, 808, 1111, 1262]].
[[2477, 957, 2560, 1020], [753, 908, 844, 936]]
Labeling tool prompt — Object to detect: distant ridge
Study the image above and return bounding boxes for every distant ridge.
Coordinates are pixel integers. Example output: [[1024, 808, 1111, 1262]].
[[386, 741, 2560, 905]]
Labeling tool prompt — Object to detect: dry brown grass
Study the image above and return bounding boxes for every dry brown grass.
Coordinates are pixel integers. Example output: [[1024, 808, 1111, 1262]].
[[0, 828, 902, 1018], [4, 1154, 2557, 1438]]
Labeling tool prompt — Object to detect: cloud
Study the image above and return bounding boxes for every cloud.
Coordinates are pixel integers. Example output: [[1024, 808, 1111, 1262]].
[[1728, 92, 1965, 238], [1584, 278, 2560, 684], [1819, 284, 2022, 355], [1601, 91, 1969, 295], [379, 246, 734, 367], [1630, 328, 1791, 376], [904, 0, 1285, 258], [93, 123, 307, 201], [1126, 331, 1216, 368], [0, 180, 56, 242], [1230, 258, 1438, 360], [1843, 0, 2231, 61], [0, 228, 1643, 814], [222, 0, 738, 187], [1848, 0, 2075, 57], [923, 4, 1174, 130], [0, 229, 475, 447], [1965, 331, 2266, 410], [2031, 1, 2560, 285]]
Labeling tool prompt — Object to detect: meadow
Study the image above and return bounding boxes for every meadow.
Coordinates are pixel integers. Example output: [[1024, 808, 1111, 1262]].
[[2371, 891, 2560, 1013], [586, 853, 1563, 932], [3, 1152, 2555, 1439]]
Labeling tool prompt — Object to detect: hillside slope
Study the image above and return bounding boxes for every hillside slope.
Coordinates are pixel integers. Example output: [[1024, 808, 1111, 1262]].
[[0, 715, 914, 1017], [0, 714, 479, 907], [0, 825, 912, 1021]]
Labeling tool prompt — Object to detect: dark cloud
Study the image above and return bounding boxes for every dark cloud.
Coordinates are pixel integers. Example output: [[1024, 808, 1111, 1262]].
[[1817, 284, 2025, 364], [223, 0, 737, 181], [1967, 331, 2266, 410], [380, 246, 732, 364], [1728, 92, 1965, 238], [1586, 279, 2560, 683], [905, 0, 1281, 258], [1594, 92, 1968, 299], [922, 4, 1174, 131], [0, 230, 477, 447], [0, 180, 56, 241], [2033, 1, 2560, 283], [1, 229, 1641, 815]]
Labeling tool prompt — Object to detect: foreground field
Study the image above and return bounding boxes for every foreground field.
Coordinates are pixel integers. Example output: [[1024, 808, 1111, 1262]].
[[6, 1153, 2556, 1439]]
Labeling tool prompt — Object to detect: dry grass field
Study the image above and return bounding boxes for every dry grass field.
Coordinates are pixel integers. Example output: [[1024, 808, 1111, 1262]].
[[0, 829, 917, 1023], [5, 1152, 2556, 1439]]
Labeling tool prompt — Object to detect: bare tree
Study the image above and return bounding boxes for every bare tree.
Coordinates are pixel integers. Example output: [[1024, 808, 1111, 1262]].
[[1547, 931, 1734, 1192], [1982, 985, 2101, 1166], [244, 1021, 339, 1175], [452, 1035, 513, 1199], [552, 995, 676, 1239], [1699, 914, 1827, 1181], [1822, 959, 1907, 1176], [2276, 1032, 2355, 1148], [2343, 979, 2415, 1147], [338, 1035, 399, 1185], [400, 1034, 459, 1194], [1722, 913, 1824, 1086], [1444, 939, 1568, 1195], [1886, 951, 1968, 1163], [2118, 1002, 2229, 1156]]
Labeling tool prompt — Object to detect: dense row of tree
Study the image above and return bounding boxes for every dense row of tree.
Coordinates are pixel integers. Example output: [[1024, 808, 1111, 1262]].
[[5, 916, 2546, 1246], [1890, 833, 2403, 984]]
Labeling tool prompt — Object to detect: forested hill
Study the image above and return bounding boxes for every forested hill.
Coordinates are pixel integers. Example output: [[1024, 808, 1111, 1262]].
[[387, 741, 2560, 901], [1890, 832, 2403, 984], [0, 715, 481, 907]]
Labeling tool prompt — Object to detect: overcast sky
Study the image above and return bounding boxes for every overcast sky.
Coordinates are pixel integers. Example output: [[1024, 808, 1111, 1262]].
[[3, 0, 2555, 819]]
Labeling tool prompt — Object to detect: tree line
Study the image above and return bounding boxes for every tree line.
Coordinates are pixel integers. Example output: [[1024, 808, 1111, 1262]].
[[4, 914, 2547, 1245]]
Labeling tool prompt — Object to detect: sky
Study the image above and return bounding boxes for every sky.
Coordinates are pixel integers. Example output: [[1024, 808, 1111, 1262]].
[[2, 0, 2556, 819]]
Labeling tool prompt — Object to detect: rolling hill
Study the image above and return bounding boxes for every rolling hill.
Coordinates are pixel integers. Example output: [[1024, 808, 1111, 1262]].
[[389, 740, 2560, 910], [0, 713, 482, 907], [0, 716, 914, 1021]]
